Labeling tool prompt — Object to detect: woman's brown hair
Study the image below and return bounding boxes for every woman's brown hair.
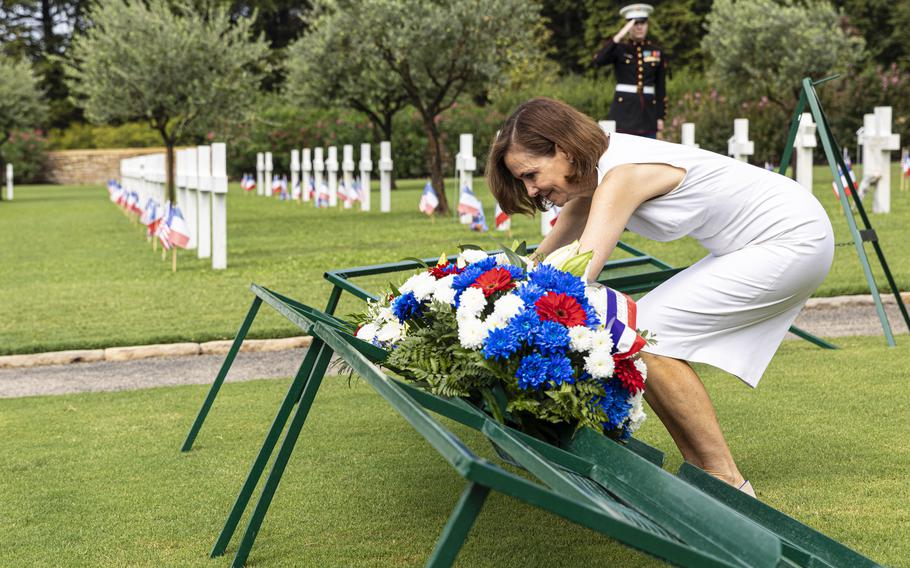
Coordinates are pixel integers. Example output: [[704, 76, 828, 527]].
[[486, 97, 609, 215]]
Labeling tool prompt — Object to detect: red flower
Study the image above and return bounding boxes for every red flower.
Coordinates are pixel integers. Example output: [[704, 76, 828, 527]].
[[470, 267, 516, 297], [429, 261, 462, 280], [534, 292, 586, 327], [614, 358, 645, 394]]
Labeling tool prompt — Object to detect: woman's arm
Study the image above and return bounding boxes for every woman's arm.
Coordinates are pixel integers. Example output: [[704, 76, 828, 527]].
[[531, 195, 592, 260], [579, 163, 685, 282]]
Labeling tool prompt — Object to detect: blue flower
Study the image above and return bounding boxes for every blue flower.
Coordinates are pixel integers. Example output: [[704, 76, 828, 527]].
[[451, 257, 498, 306], [528, 265, 589, 307], [483, 327, 520, 360], [516, 353, 549, 390], [506, 309, 540, 343], [391, 292, 423, 322], [515, 353, 576, 390], [517, 283, 546, 305], [592, 379, 632, 430], [502, 264, 526, 281], [534, 320, 570, 355], [545, 353, 575, 385]]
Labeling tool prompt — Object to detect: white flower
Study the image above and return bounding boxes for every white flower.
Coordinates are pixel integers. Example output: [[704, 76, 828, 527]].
[[590, 329, 615, 352], [399, 271, 436, 301], [494, 252, 510, 265], [568, 326, 593, 352], [458, 287, 487, 317], [626, 392, 647, 432], [634, 358, 648, 382], [492, 294, 524, 322], [376, 307, 397, 323], [584, 350, 615, 379], [459, 249, 489, 264], [484, 314, 506, 332], [584, 283, 608, 328], [457, 317, 486, 349], [355, 323, 379, 342], [376, 321, 404, 344], [433, 274, 457, 305]]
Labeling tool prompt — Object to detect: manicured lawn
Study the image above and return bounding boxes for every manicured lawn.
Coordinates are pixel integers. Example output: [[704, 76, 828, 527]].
[[0, 336, 906, 567], [1, 163, 907, 355]]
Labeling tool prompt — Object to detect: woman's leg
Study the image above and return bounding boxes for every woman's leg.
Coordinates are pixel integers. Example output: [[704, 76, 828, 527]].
[[640, 352, 746, 489]]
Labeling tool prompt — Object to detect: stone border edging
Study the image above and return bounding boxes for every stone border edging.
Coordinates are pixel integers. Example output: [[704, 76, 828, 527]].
[[2, 292, 907, 370], [804, 292, 910, 309], [0, 336, 312, 370]]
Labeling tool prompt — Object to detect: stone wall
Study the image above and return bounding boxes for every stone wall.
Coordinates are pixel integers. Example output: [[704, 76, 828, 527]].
[[43, 147, 169, 185]]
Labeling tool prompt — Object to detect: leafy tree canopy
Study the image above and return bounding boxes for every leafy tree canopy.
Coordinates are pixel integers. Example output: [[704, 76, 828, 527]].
[[66, 0, 271, 200], [0, 56, 46, 144], [702, 0, 864, 108]]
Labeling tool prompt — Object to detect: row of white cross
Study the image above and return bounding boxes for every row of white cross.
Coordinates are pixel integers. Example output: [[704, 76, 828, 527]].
[[792, 106, 900, 213], [602, 110, 901, 214], [255, 141, 394, 212], [120, 143, 230, 269]]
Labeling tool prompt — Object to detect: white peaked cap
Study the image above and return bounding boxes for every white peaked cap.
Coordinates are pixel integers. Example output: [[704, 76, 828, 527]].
[[619, 3, 654, 19]]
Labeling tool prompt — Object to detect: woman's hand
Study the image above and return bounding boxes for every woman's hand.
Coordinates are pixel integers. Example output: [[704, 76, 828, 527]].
[[613, 20, 635, 43]]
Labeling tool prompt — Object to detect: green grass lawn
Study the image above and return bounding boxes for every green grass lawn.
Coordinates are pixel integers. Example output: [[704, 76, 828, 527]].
[[0, 336, 906, 567], [1, 164, 908, 355]]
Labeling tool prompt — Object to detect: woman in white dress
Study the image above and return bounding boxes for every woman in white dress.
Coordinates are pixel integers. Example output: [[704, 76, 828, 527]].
[[486, 98, 834, 495]]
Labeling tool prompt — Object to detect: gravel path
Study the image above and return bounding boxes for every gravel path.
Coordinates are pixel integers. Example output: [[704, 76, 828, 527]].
[[1, 300, 907, 399]]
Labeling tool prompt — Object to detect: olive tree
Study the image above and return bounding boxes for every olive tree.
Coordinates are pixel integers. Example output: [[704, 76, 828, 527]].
[[702, 0, 864, 109], [0, 56, 46, 199], [328, 0, 542, 214], [66, 0, 270, 202], [286, 6, 408, 146]]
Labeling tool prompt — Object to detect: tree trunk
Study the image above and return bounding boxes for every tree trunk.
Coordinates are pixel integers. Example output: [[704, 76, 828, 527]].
[[421, 113, 449, 214], [155, 121, 176, 203], [165, 142, 176, 204], [382, 111, 398, 189]]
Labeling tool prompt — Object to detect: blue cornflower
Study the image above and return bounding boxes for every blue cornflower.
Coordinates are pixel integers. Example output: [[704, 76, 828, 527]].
[[482, 327, 520, 360], [533, 320, 570, 355], [391, 292, 423, 322]]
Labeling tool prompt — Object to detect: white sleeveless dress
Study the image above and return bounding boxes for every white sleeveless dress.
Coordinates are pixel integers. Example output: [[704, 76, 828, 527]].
[[596, 133, 834, 386]]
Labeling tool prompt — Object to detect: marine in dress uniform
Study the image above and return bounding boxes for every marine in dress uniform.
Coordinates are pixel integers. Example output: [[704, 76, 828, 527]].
[[592, 3, 667, 138]]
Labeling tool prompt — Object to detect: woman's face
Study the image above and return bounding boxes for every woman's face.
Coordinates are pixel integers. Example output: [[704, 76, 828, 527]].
[[504, 145, 583, 207], [630, 20, 648, 41]]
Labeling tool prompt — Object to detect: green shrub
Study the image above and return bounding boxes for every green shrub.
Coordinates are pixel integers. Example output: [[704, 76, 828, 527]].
[[47, 122, 164, 150], [2, 130, 48, 183]]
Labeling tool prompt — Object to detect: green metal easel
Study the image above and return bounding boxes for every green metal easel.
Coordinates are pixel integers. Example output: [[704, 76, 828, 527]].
[[778, 76, 910, 346]]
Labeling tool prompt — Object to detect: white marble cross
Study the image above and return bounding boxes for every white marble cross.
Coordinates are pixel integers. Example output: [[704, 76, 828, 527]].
[[256, 152, 264, 196], [681, 123, 698, 148], [859, 107, 901, 213], [326, 146, 339, 207], [359, 143, 372, 211], [342, 144, 355, 209], [727, 118, 754, 162], [196, 145, 212, 259], [211, 143, 228, 270], [379, 141, 393, 213], [793, 113, 817, 192]]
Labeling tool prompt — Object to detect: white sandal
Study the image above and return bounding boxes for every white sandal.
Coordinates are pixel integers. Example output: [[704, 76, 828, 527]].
[[738, 479, 756, 498]]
